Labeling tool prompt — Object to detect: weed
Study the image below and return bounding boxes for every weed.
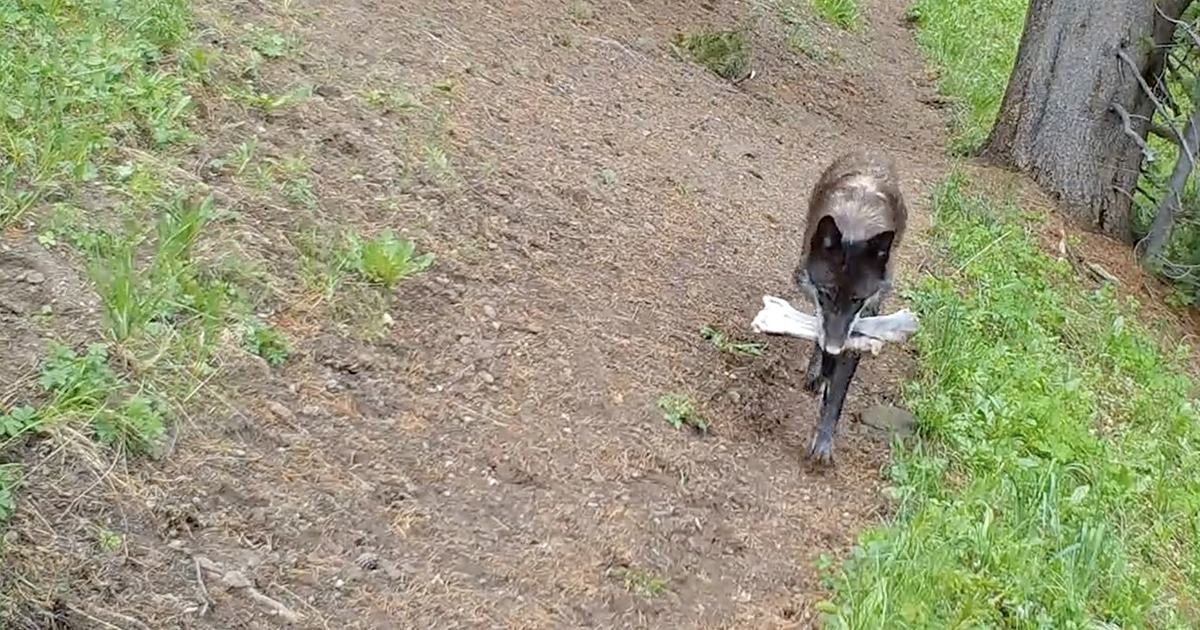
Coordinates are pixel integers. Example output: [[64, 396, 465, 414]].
[[244, 26, 296, 59], [38, 343, 166, 456], [275, 154, 319, 209], [95, 526, 122, 553], [224, 82, 313, 113], [609, 566, 668, 597], [657, 393, 708, 434], [822, 172, 1200, 628], [241, 316, 291, 366], [671, 28, 752, 81], [343, 230, 436, 290], [812, 0, 860, 30], [907, 0, 1028, 153], [362, 87, 421, 114], [86, 194, 228, 343], [421, 145, 456, 185], [0, 0, 200, 225], [598, 168, 618, 185], [0, 407, 40, 441], [700, 326, 765, 357]]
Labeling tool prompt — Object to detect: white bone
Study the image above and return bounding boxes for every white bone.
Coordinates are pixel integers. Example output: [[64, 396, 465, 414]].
[[750, 295, 918, 355]]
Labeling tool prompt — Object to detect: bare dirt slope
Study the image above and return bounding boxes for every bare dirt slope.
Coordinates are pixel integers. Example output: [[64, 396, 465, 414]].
[[2, 0, 957, 628]]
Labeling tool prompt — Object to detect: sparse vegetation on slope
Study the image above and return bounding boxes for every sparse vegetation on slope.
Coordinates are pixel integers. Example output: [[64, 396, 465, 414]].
[[904, 0, 1028, 153], [821, 172, 1200, 629], [0, 0, 431, 530], [0, 0, 217, 519]]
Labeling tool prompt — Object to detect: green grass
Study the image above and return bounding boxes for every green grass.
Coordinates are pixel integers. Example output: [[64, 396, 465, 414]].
[[671, 28, 752, 81], [905, 0, 1028, 153], [0, 0, 223, 520], [820, 172, 1200, 628], [0, 0, 202, 223], [701, 325, 766, 357], [812, 0, 860, 30], [657, 392, 709, 435], [0, 0, 291, 525]]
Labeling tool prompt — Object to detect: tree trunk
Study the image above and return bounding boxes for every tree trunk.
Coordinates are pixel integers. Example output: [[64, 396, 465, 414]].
[[981, 0, 1193, 243]]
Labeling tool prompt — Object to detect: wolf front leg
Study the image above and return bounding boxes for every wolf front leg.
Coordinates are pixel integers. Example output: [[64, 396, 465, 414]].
[[805, 299, 879, 465], [806, 349, 863, 465], [802, 341, 824, 394]]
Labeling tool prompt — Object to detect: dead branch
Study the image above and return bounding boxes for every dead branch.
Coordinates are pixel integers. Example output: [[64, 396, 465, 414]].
[[1111, 102, 1157, 161], [65, 604, 152, 630], [1123, 9, 1200, 264], [1139, 102, 1200, 264], [1059, 230, 1119, 286], [1132, 11, 1200, 262], [1116, 48, 1176, 134], [1148, 121, 1183, 145]]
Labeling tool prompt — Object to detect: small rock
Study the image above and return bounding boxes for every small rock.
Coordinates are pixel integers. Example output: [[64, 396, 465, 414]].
[[483, 305, 497, 319], [21, 270, 45, 285], [355, 552, 380, 571], [314, 84, 342, 98], [267, 401, 295, 422], [479, 371, 495, 384], [221, 570, 252, 589], [860, 404, 916, 437]]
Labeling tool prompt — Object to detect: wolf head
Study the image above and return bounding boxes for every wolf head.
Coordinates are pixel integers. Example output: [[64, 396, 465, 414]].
[[797, 215, 896, 354]]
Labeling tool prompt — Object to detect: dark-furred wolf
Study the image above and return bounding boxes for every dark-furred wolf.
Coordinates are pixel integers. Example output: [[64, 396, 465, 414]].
[[793, 149, 908, 465]]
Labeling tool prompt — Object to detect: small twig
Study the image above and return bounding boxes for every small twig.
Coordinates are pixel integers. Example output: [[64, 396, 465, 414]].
[[66, 603, 152, 630], [1146, 121, 1180, 145], [195, 555, 305, 623], [1110, 101, 1156, 161], [193, 555, 213, 616], [1116, 48, 1175, 134]]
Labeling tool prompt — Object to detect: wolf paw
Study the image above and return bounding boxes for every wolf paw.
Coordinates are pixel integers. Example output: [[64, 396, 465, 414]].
[[805, 431, 835, 466]]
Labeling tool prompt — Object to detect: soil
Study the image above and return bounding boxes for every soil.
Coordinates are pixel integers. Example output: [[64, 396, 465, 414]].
[[2, 0, 1186, 628]]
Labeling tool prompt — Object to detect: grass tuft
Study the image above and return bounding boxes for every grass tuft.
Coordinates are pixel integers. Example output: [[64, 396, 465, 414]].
[[671, 28, 752, 81], [812, 0, 860, 30], [905, 0, 1028, 153], [821, 171, 1200, 629]]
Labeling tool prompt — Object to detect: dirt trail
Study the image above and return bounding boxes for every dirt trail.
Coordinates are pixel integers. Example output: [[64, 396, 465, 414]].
[[3, 0, 954, 627]]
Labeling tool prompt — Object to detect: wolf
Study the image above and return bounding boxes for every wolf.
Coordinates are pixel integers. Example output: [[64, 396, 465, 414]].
[[792, 149, 908, 465]]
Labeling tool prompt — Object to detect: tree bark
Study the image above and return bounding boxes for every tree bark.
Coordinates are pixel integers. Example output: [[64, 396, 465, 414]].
[[981, 0, 1193, 243]]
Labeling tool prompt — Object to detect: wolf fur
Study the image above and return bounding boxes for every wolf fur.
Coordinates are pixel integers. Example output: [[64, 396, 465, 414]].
[[792, 149, 908, 465]]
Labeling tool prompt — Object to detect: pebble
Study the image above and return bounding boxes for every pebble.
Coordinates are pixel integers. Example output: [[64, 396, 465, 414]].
[[267, 401, 295, 421]]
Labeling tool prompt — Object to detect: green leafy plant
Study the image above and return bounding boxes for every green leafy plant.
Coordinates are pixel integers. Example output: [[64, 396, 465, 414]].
[[344, 230, 435, 289], [241, 316, 290, 366], [656, 393, 709, 434]]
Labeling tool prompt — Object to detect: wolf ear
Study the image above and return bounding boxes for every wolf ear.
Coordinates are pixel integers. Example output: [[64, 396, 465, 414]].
[[811, 215, 843, 254], [866, 230, 895, 261]]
